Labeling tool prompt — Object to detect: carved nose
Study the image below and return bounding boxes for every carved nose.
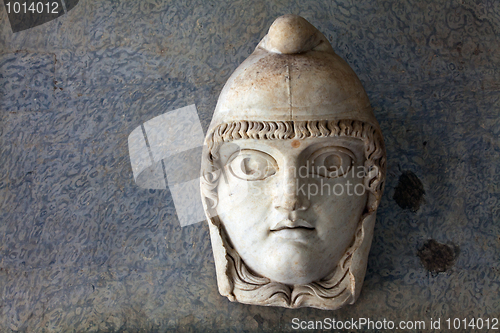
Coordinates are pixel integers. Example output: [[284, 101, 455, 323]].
[[274, 168, 309, 212], [274, 194, 308, 212]]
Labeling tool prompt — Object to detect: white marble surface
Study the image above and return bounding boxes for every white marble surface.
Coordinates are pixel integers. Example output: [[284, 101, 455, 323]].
[[201, 15, 386, 310], [217, 137, 368, 285]]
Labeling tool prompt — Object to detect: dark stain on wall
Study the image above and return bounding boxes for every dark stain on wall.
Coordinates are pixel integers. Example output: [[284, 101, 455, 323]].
[[393, 170, 425, 212], [417, 239, 459, 275]]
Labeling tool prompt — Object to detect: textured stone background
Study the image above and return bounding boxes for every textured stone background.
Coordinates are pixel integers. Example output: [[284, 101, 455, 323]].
[[1, 0, 499, 332]]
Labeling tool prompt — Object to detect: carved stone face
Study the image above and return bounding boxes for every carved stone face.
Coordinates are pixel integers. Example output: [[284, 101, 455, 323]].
[[201, 15, 386, 309], [216, 137, 367, 285]]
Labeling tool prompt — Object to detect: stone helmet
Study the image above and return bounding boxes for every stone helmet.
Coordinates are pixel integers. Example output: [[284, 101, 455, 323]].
[[207, 14, 381, 133]]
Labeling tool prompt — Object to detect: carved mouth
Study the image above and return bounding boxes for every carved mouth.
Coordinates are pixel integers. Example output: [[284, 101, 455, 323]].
[[270, 219, 314, 232]]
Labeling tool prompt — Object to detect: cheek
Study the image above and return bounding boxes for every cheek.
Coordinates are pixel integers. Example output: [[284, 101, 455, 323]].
[[306, 176, 367, 234], [216, 177, 275, 241], [217, 176, 274, 212]]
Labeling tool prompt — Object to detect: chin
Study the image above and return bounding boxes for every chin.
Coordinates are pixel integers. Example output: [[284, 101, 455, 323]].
[[261, 264, 325, 285], [254, 246, 332, 285]]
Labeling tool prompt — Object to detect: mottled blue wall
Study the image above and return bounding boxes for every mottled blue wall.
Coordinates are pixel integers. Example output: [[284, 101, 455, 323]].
[[1, 0, 499, 332]]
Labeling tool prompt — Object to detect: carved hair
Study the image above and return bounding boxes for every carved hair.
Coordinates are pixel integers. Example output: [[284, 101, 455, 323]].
[[201, 119, 386, 309]]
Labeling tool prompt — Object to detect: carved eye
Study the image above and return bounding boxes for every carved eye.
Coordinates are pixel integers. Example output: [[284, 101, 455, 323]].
[[227, 150, 278, 181], [308, 147, 355, 178]]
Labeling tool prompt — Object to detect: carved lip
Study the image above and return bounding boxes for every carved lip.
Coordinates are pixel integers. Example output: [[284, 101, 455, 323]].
[[270, 219, 314, 232]]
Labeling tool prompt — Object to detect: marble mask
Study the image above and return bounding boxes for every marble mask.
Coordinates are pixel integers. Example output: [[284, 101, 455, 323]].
[[201, 15, 386, 310]]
